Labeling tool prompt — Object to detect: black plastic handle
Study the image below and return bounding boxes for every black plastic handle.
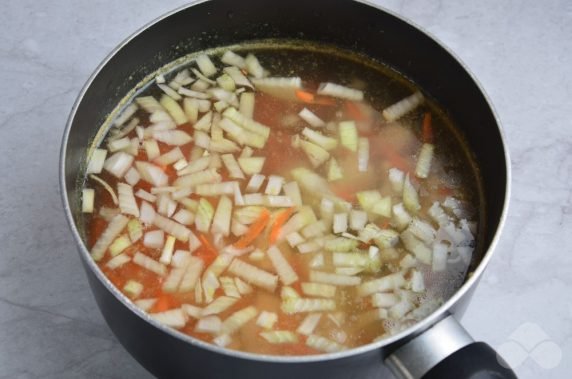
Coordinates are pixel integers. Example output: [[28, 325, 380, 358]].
[[422, 342, 517, 379]]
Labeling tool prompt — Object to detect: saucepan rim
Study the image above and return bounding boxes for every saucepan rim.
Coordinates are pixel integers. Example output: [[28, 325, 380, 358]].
[[59, 0, 511, 364]]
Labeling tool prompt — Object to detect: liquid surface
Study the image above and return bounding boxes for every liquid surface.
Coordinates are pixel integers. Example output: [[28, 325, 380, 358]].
[[83, 43, 482, 355]]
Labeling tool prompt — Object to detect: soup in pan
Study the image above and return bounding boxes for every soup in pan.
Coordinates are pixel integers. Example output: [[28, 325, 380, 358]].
[[82, 43, 482, 355]]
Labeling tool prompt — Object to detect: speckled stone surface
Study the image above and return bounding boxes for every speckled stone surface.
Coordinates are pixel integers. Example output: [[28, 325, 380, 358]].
[[0, 1, 570, 378]]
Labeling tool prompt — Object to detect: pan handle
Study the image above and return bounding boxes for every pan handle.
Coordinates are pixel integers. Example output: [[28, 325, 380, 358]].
[[385, 315, 518, 379]]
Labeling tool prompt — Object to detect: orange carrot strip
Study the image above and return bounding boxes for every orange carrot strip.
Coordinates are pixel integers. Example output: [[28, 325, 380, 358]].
[[422, 112, 433, 144], [234, 209, 271, 248], [269, 207, 295, 245], [194, 234, 219, 265], [151, 294, 174, 313], [295, 90, 315, 103]]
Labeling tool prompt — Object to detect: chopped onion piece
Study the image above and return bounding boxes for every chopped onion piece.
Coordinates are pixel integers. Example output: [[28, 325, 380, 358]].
[[219, 118, 266, 149], [252, 77, 302, 101], [237, 157, 265, 175], [382, 91, 424, 121], [222, 107, 270, 138], [338, 121, 358, 152], [357, 137, 369, 172], [135, 298, 157, 312], [327, 157, 343, 182], [309, 270, 361, 286], [243, 193, 265, 206], [213, 334, 232, 347], [179, 257, 204, 292], [264, 195, 294, 208], [256, 311, 278, 329], [139, 201, 156, 224], [90, 214, 129, 261], [400, 229, 432, 265], [235, 277, 253, 295], [220, 276, 241, 298], [408, 218, 436, 244], [136, 96, 164, 113], [245, 54, 264, 78], [388, 167, 405, 193], [297, 314, 322, 336], [349, 210, 367, 231], [403, 174, 421, 214], [389, 296, 415, 320], [157, 83, 182, 101], [162, 266, 187, 293], [211, 196, 232, 236], [357, 272, 406, 297], [324, 237, 358, 252], [109, 235, 131, 256], [159, 235, 176, 265], [317, 82, 363, 101], [301, 220, 326, 239], [221, 153, 245, 179], [202, 296, 238, 316], [392, 203, 412, 231], [154, 147, 184, 167], [106, 253, 131, 270], [300, 140, 330, 168], [371, 293, 399, 308], [281, 181, 301, 206], [400, 254, 417, 269], [177, 156, 211, 176], [196, 54, 218, 77], [333, 213, 348, 234], [143, 139, 160, 160], [297, 240, 321, 254], [238, 92, 255, 118], [410, 270, 425, 292], [282, 298, 336, 314], [103, 151, 134, 179], [281, 286, 300, 300], [153, 130, 193, 146], [221, 51, 246, 68], [160, 95, 188, 125], [154, 214, 191, 242], [223, 66, 253, 90], [309, 254, 324, 268], [228, 259, 278, 292], [267, 246, 299, 285], [432, 242, 448, 272], [152, 308, 187, 328], [260, 331, 298, 344], [278, 206, 317, 240], [301, 282, 336, 298], [127, 219, 143, 243], [191, 68, 216, 85], [117, 183, 139, 217], [174, 168, 221, 188], [133, 251, 167, 276], [114, 103, 138, 128], [123, 280, 144, 298], [124, 167, 141, 186], [135, 161, 168, 187], [302, 127, 338, 151], [86, 148, 107, 174], [221, 306, 258, 335], [298, 108, 325, 128], [415, 143, 434, 179], [82, 188, 94, 213], [143, 229, 164, 249], [172, 208, 194, 225], [195, 316, 222, 334], [182, 303, 203, 319], [286, 232, 304, 247]]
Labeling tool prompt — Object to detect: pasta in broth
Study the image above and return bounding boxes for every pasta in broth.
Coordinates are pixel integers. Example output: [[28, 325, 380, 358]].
[[82, 43, 482, 355]]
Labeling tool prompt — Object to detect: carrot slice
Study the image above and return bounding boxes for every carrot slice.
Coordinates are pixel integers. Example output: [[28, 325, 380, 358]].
[[295, 90, 315, 103], [151, 293, 175, 313], [194, 234, 219, 265], [422, 112, 433, 143], [269, 207, 295, 245], [234, 209, 271, 248], [295, 90, 336, 106]]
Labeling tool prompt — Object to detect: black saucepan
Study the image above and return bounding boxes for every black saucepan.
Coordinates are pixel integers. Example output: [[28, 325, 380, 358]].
[[60, 1, 515, 378]]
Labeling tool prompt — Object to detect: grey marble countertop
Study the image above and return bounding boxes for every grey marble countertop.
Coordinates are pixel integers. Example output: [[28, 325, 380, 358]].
[[1, 1, 570, 378]]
